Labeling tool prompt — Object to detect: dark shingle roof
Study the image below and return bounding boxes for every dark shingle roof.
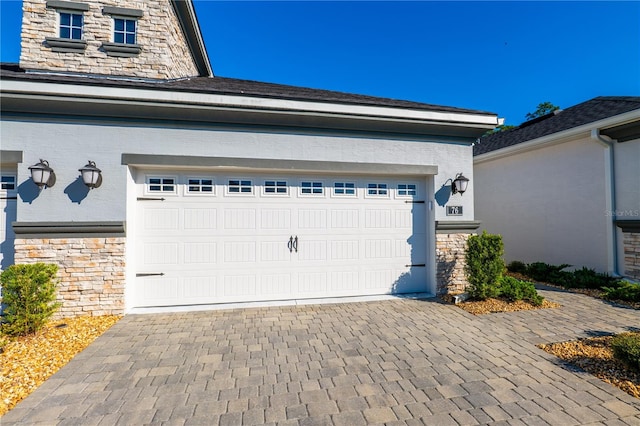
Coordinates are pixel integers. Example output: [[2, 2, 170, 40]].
[[474, 96, 640, 156], [0, 63, 493, 116]]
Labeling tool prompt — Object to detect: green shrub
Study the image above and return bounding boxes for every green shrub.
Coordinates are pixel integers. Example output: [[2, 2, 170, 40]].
[[498, 275, 544, 306], [506, 260, 527, 274], [571, 267, 620, 290], [611, 333, 640, 371], [0, 263, 61, 336], [602, 281, 640, 302], [525, 262, 571, 284], [465, 231, 504, 300]]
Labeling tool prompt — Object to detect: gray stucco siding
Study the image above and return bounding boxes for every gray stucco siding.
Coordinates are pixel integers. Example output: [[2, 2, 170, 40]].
[[2, 118, 477, 224]]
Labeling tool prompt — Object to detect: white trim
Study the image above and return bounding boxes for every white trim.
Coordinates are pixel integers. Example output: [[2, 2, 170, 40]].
[[1, 80, 498, 127]]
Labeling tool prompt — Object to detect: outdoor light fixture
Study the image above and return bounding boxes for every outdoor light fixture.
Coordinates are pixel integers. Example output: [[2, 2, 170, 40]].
[[28, 159, 56, 189], [451, 173, 469, 195], [79, 160, 102, 189]]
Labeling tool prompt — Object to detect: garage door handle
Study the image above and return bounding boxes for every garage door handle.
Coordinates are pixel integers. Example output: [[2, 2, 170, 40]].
[[293, 236, 298, 253], [136, 272, 165, 277], [288, 236, 293, 253]]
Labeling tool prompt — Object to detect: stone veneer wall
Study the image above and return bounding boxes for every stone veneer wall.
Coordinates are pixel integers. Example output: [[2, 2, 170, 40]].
[[436, 233, 472, 294], [20, 0, 199, 79], [623, 232, 640, 280], [13, 237, 125, 318]]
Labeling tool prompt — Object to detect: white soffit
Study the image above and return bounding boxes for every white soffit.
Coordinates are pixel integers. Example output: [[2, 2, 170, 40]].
[[1, 80, 498, 127]]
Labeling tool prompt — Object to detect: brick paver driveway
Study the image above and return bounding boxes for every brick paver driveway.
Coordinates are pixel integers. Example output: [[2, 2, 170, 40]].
[[3, 288, 640, 425]]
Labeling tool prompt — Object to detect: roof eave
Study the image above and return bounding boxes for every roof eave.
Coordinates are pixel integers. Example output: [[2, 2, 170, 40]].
[[474, 108, 640, 163], [0, 79, 497, 139], [171, 0, 213, 77]]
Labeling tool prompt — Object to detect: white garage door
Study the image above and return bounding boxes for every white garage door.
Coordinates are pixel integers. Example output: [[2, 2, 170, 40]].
[[134, 171, 427, 308], [1, 174, 17, 272]]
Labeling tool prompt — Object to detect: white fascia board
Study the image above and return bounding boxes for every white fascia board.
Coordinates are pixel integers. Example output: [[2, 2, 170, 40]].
[[474, 109, 640, 164], [1, 79, 498, 127]]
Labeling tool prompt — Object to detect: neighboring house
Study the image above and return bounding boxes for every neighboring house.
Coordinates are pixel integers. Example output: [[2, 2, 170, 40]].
[[0, 0, 498, 317], [474, 97, 640, 280]]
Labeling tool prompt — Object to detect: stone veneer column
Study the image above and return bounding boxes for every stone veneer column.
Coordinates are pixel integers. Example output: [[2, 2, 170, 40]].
[[435, 233, 472, 295], [12, 222, 126, 318], [435, 221, 480, 295], [623, 232, 640, 281]]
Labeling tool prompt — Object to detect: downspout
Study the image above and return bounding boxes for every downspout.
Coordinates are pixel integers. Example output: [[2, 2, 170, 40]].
[[590, 129, 619, 276]]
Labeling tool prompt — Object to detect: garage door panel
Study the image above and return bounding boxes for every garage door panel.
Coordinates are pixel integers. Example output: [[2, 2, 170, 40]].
[[184, 242, 217, 264], [223, 241, 257, 263], [143, 208, 179, 230], [184, 208, 217, 230], [135, 172, 429, 308], [224, 209, 256, 229], [260, 240, 291, 262], [260, 209, 292, 230]]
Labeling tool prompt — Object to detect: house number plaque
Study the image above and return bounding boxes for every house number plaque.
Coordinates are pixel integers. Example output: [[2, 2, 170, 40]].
[[446, 205, 463, 216]]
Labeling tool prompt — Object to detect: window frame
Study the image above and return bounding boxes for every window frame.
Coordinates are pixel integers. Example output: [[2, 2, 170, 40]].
[[101, 6, 143, 57], [145, 176, 178, 195], [113, 17, 138, 45], [185, 177, 215, 196], [396, 183, 418, 198], [262, 179, 289, 197], [0, 175, 17, 194], [365, 182, 390, 198], [332, 182, 357, 197], [299, 180, 325, 197], [44, 2, 89, 52], [226, 178, 254, 196]]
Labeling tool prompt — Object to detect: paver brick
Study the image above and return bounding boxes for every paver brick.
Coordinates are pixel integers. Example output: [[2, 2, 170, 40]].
[[5, 292, 640, 425]]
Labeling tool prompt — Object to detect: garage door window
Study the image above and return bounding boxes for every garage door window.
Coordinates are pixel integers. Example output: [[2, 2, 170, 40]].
[[264, 180, 288, 195], [187, 178, 214, 194], [397, 183, 417, 197], [333, 182, 355, 196], [147, 177, 176, 193], [367, 183, 388, 197], [228, 179, 253, 194], [1, 175, 16, 191], [300, 181, 324, 196]]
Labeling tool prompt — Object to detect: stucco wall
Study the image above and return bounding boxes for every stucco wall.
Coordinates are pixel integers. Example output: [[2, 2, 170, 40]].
[[614, 138, 640, 218], [20, 0, 199, 79], [2, 119, 476, 224], [475, 137, 611, 272]]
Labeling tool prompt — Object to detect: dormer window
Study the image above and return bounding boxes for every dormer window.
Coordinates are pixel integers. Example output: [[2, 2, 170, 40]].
[[45, 1, 89, 52], [102, 6, 143, 57]]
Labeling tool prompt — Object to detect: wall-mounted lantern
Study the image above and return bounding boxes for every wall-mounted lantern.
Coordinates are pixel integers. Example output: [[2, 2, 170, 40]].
[[29, 159, 56, 189], [451, 173, 469, 195], [79, 160, 102, 189]]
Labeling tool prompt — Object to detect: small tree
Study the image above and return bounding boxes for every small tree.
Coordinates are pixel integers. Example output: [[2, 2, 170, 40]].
[[525, 102, 560, 121], [465, 231, 505, 300], [0, 263, 61, 336]]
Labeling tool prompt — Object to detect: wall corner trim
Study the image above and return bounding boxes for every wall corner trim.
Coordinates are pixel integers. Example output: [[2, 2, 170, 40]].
[[12, 221, 126, 238], [435, 220, 481, 233]]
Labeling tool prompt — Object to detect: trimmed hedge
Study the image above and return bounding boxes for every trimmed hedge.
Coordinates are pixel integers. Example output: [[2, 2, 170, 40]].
[[465, 231, 505, 300]]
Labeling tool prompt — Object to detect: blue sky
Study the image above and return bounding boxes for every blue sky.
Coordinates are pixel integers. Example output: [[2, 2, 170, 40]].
[[1, 1, 639, 125]]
